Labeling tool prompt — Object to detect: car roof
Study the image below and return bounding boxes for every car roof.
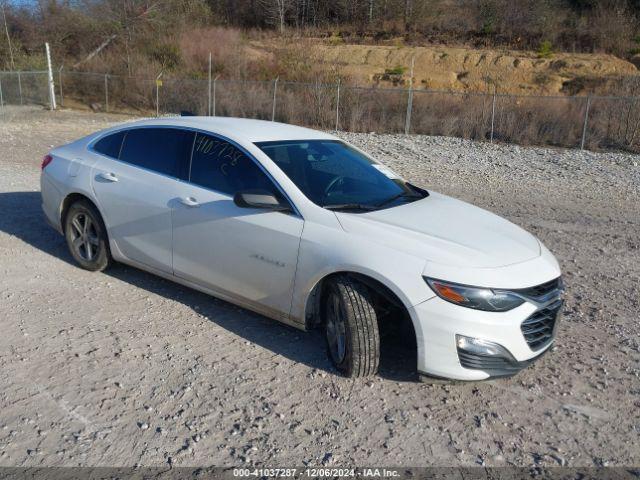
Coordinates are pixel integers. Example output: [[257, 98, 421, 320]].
[[105, 116, 338, 143]]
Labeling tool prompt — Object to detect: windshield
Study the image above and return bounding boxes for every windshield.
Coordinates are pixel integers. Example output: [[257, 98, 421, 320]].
[[255, 140, 426, 210]]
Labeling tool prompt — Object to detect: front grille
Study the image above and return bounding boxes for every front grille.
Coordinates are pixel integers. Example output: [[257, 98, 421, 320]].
[[516, 277, 562, 299], [521, 300, 562, 350]]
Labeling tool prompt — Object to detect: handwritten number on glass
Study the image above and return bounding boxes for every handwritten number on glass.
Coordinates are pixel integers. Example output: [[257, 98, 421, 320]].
[[195, 134, 245, 176]]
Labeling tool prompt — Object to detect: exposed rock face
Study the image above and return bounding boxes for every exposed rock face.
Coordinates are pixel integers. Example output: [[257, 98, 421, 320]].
[[309, 43, 640, 95]]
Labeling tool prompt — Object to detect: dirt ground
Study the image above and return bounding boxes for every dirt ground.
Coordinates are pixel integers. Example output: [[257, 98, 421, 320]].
[[0, 106, 638, 468]]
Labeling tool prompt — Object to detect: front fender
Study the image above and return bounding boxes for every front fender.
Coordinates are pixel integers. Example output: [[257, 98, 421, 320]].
[[290, 220, 434, 324]]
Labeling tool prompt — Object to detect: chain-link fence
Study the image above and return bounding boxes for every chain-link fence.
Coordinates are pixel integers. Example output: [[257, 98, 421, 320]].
[[2, 69, 640, 153], [0, 70, 50, 107]]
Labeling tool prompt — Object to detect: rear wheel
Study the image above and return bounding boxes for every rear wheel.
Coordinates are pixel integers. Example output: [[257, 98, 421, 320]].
[[64, 200, 112, 271], [323, 276, 380, 377]]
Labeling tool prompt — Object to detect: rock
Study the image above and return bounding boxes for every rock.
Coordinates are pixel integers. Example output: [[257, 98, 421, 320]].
[[321, 452, 334, 465], [550, 454, 568, 466]]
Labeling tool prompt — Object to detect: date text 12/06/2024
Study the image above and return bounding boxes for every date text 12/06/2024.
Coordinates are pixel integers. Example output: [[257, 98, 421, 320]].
[[233, 468, 400, 478]]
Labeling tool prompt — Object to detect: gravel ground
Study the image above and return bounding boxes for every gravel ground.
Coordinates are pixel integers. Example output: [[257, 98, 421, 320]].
[[0, 106, 639, 468]]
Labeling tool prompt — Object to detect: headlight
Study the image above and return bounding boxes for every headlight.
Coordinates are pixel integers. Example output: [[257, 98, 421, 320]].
[[424, 277, 525, 312]]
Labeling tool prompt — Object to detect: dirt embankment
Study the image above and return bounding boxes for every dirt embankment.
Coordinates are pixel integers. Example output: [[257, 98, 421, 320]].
[[255, 40, 640, 95]]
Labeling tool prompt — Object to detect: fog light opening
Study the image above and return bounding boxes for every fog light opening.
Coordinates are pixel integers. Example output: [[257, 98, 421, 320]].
[[455, 335, 514, 359]]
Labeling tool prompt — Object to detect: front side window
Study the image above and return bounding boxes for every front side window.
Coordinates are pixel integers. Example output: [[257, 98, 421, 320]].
[[119, 128, 194, 177], [190, 133, 278, 196], [255, 140, 425, 210], [93, 130, 125, 158]]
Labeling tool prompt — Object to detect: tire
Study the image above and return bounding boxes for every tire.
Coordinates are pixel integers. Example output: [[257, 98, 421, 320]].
[[64, 199, 112, 272], [323, 276, 380, 377]]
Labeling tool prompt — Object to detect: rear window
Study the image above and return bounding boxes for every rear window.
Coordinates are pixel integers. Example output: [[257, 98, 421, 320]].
[[93, 131, 125, 158], [119, 128, 194, 177]]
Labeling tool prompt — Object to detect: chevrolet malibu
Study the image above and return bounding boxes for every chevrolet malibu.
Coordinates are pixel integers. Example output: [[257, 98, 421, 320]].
[[40, 117, 564, 381]]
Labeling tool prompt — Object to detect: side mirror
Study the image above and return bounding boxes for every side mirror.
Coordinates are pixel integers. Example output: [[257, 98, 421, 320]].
[[233, 189, 292, 212]]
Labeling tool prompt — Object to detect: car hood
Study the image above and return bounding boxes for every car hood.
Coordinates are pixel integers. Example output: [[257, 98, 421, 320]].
[[335, 191, 541, 268]]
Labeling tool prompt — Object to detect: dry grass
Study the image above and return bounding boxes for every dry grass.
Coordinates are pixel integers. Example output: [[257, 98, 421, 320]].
[[5, 69, 640, 153], [178, 27, 246, 77]]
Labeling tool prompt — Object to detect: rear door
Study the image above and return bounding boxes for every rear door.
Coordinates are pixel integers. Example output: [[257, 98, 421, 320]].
[[91, 127, 193, 273]]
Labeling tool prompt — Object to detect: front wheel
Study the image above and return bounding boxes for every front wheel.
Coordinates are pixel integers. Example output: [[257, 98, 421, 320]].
[[64, 200, 112, 272], [323, 276, 380, 377]]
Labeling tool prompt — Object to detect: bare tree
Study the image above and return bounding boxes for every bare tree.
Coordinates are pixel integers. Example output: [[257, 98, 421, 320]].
[[260, 0, 291, 33], [1, 1, 14, 69]]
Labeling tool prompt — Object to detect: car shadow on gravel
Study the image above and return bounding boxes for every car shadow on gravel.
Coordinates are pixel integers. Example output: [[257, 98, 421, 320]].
[[0, 191, 418, 382]]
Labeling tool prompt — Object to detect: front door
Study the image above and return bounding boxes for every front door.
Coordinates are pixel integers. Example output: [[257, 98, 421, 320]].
[[172, 132, 303, 320]]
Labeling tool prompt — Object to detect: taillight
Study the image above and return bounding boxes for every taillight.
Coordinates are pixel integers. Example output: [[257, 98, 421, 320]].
[[41, 154, 53, 170]]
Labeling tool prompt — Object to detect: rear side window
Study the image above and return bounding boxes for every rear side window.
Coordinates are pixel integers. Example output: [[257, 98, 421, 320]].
[[189, 133, 277, 196], [93, 131, 125, 158], [119, 128, 194, 177]]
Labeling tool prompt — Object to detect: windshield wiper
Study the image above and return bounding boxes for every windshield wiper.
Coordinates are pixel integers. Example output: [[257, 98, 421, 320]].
[[322, 203, 378, 211], [376, 191, 423, 208]]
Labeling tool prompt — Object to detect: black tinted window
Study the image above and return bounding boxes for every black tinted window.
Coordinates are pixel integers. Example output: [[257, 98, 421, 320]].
[[190, 133, 276, 195], [120, 128, 193, 177], [93, 131, 125, 158]]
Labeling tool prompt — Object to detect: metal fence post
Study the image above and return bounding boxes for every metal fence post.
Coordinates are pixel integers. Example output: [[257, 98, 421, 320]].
[[335, 78, 341, 131], [155, 72, 163, 117], [404, 56, 415, 135], [45, 42, 56, 110], [213, 75, 219, 116], [272, 77, 279, 121], [490, 88, 497, 143], [17, 71, 23, 105], [58, 66, 64, 106], [580, 96, 591, 150], [208, 52, 212, 116], [104, 74, 109, 112]]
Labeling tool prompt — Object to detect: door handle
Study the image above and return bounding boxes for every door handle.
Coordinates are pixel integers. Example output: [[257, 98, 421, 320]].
[[97, 172, 118, 182], [179, 196, 200, 208]]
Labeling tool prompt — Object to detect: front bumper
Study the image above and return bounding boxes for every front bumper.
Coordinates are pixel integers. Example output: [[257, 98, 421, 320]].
[[409, 295, 559, 381]]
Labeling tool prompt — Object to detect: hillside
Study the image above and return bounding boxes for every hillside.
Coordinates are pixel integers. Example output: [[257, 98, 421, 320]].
[[253, 40, 640, 96]]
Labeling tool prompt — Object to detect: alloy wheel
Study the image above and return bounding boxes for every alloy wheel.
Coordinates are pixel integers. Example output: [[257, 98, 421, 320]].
[[69, 212, 100, 262], [326, 292, 347, 365]]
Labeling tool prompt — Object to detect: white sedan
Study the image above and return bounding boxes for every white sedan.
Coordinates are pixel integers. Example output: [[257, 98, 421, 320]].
[[40, 117, 564, 381]]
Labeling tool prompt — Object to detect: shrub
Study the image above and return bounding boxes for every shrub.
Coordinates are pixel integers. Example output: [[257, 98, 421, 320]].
[[385, 65, 406, 75], [537, 40, 554, 59]]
